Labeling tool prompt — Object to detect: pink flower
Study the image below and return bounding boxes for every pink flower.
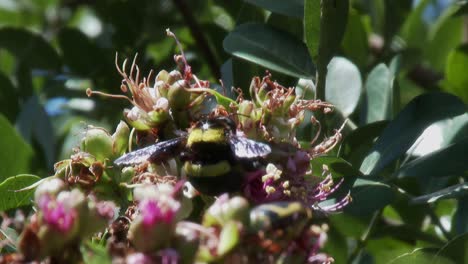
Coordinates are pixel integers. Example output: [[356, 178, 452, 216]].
[[38, 194, 76, 233], [139, 199, 177, 227]]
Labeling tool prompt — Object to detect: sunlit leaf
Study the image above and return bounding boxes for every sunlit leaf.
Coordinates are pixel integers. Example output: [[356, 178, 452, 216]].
[[0, 115, 33, 182], [325, 57, 362, 117], [0, 174, 40, 211], [411, 183, 468, 204], [362, 63, 394, 124], [360, 93, 466, 176], [395, 137, 468, 179], [223, 23, 315, 78], [445, 44, 468, 103]]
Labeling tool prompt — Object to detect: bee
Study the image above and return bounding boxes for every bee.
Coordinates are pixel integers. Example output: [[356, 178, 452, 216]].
[[114, 116, 271, 195]]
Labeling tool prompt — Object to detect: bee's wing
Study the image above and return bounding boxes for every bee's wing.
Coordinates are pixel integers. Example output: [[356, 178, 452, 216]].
[[229, 136, 271, 159], [114, 137, 185, 166]]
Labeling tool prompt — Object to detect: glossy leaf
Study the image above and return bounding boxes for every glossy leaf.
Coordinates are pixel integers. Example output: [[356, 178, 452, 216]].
[[0, 115, 33, 182], [362, 63, 394, 124], [0, 174, 40, 211], [223, 23, 315, 78], [344, 178, 395, 216], [304, 0, 349, 65], [0, 27, 61, 70], [244, 0, 303, 18], [425, 4, 463, 72], [360, 93, 466, 176], [303, 0, 320, 60], [411, 183, 468, 204], [341, 121, 389, 166], [445, 44, 468, 103], [395, 136, 468, 179], [341, 10, 369, 67], [325, 57, 362, 117], [408, 113, 468, 156]]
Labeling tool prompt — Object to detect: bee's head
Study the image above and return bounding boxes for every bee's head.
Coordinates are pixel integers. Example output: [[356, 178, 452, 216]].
[[198, 116, 237, 133]]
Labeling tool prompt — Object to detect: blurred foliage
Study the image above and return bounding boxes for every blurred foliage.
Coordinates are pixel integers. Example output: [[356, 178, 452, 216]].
[[0, 0, 467, 263]]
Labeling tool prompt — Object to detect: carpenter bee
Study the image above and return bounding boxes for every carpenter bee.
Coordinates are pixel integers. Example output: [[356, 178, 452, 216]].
[[114, 116, 271, 195]]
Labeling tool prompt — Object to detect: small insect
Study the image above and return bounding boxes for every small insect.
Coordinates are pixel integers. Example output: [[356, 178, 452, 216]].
[[114, 116, 271, 195]]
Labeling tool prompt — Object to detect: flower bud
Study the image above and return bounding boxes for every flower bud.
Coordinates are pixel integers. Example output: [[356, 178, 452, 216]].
[[124, 107, 151, 131], [112, 121, 130, 156], [203, 195, 249, 227], [34, 178, 65, 204], [81, 127, 113, 161], [168, 80, 190, 110]]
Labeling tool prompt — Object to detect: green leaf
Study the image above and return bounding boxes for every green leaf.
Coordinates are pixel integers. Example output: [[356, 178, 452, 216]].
[[16, 95, 55, 168], [0, 115, 33, 182], [445, 44, 468, 103], [360, 93, 466, 176], [0, 174, 41, 211], [395, 137, 468, 179], [323, 227, 347, 264], [305, 0, 349, 98], [453, 196, 468, 235], [341, 120, 389, 166], [57, 28, 106, 77], [304, 0, 349, 64], [409, 113, 468, 156], [223, 23, 315, 78], [325, 57, 362, 117], [0, 27, 61, 70], [435, 233, 468, 264], [399, 0, 430, 49], [425, 4, 463, 72], [383, 0, 411, 49], [411, 183, 468, 205], [344, 178, 395, 216], [362, 63, 394, 124], [0, 72, 19, 122], [388, 248, 454, 264], [81, 242, 111, 264], [244, 0, 303, 18], [303, 0, 320, 60], [341, 10, 369, 68], [310, 156, 361, 179]]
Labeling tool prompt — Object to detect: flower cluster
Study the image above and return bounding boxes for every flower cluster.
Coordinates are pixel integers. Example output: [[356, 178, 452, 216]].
[[7, 30, 350, 263]]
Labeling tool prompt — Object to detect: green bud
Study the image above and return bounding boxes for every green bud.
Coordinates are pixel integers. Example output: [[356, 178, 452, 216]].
[[168, 80, 191, 110], [124, 108, 151, 131], [112, 121, 130, 156], [147, 109, 169, 126], [203, 196, 249, 227], [167, 70, 183, 85], [81, 127, 113, 162], [217, 221, 240, 257], [120, 166, 135, 183], [128, 217, 175, 252]]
